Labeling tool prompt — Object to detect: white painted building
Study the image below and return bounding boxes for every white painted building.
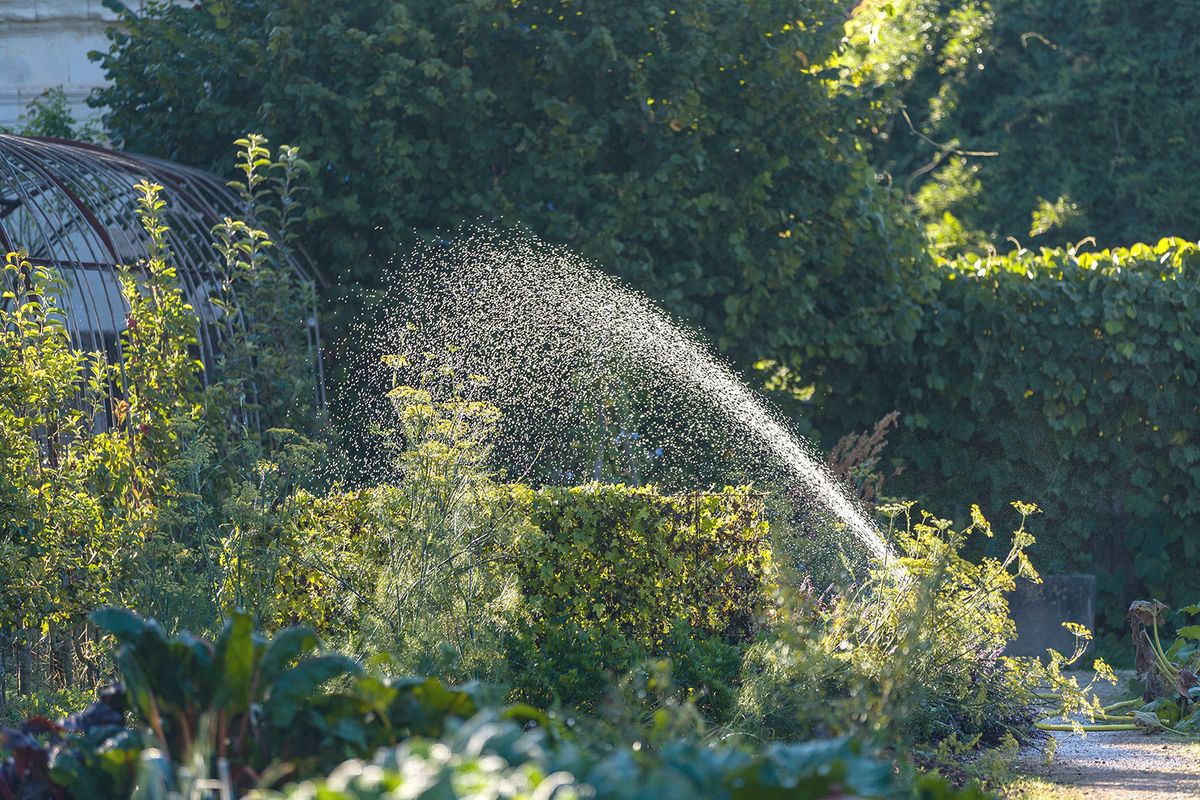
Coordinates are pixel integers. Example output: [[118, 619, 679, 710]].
[[0, 1, 139, 130]]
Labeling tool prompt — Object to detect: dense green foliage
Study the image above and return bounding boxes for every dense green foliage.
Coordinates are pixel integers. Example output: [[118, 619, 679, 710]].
[[0, 610, 990, 799], [0, 140, 323, 708], [813, 240, 1200, 638], [17, 0, 1197, 788], [93, 0, 927, 375], [845, 0, 1200, 250], [512, 485, 770, 647], [0, 202, 1054, 793], [1, 488, 1069, 796], [505, 484, 771, 711]]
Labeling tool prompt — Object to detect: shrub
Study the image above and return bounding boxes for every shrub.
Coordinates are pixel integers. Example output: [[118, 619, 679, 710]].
[[1, 86, 101, 141], [738, 501, 1040, 750], [501, 483, 770, 710], [224, 359, 773, 709], [220, 357, 521, 680], [510, 484, 771, 647], [127, 135, 327, 632]]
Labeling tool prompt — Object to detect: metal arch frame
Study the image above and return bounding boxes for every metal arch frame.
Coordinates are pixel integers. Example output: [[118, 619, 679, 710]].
[[0, 133, 327, 414]]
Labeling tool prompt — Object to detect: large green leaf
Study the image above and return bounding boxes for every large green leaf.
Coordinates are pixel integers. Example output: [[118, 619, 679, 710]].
[[213, 610, 257, 714], [1175, 625, 1200, 641], [259, 625, 321, 688], [89, 607, 147, 644], [387, 677, 480, 737], [265, 654, 362, 728], [114, 647, 156, 727]]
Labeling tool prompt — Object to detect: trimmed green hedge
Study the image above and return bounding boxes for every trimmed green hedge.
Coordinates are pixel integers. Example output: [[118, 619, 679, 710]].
[[503, 484, 771, 711], [509, 484, 772, 647], [235, 482, 772, 707], [818, 239, 1200, 637]]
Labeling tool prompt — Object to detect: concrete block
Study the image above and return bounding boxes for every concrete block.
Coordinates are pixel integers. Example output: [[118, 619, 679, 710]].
[[1005, 574, 1097, 658]]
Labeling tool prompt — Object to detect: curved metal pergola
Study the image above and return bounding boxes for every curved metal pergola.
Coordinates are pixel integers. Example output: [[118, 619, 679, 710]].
[[0, 134, 325, 407]]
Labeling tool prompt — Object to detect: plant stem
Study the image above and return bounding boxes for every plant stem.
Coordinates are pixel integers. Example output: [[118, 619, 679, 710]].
[[1103, 699, 1141, 713], [1150, 617, 1180, 680], [1035, 721, 1137, 732]]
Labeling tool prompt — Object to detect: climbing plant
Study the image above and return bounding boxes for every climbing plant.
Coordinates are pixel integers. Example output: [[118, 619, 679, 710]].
[[844, 0, 1200, 250], [810, 239, 1200, 639]]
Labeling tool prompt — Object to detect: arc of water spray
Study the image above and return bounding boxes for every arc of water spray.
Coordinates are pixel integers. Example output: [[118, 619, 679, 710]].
[[352, 227, 895, 566]]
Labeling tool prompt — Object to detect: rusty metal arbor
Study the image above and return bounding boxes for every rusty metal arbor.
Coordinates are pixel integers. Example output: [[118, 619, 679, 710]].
[[0, 134, 325, 404]]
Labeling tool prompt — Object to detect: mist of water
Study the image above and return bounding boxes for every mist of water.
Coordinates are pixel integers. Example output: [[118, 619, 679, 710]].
[[339, 228, 892, 565]]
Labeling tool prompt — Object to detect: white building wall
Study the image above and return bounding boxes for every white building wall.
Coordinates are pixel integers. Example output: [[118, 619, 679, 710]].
[[0, 1, 140, 130]]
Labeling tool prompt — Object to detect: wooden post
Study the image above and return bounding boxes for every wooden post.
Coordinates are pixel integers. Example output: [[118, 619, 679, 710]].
[[16, 631, 33, 695], [0, 629, 9, 717], [52, 624, 74, 689]]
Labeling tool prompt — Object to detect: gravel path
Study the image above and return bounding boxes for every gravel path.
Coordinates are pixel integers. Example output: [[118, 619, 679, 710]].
[[1015, 729, 1200, 799], [1011, 672, 1200, 799]]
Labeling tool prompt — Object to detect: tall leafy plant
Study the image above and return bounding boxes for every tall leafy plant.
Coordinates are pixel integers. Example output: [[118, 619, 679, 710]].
[[210, 134, 322, 443], [119, 181, 204, 495], [0, 255, 138, 706], [217, 353, 517, 678], [141, 135, 327, 630]]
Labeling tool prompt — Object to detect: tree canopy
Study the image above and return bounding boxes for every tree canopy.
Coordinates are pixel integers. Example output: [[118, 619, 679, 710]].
[[94, 0, 926, 381], [845, 0, 1200, 251]]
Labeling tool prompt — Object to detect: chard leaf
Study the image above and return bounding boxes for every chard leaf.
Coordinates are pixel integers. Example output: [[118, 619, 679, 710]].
[[213, 611, 256, 714], [260, 626, 320, 688], [89, 608, 146, 644], [266, 654, 361, 728]]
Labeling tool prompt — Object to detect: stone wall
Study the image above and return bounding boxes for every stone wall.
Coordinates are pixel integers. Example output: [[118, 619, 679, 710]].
[[0, 1, 144, 130]]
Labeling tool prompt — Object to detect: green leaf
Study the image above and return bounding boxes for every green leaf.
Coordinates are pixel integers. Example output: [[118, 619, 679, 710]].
[[259, 625, 320, 687], [89, 607, 147, 644], [501, 703, 552, 731], [388, 677, 479, 736], [265, 654, 361, 727], [114, 647, 156, 725], [213, 610, 257, 713]]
